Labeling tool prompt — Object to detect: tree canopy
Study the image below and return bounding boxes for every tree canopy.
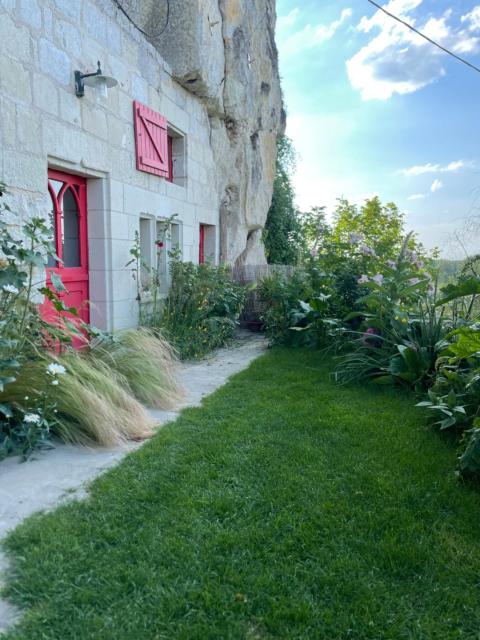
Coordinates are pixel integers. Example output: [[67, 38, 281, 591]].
[[263, 136, 303, 265]]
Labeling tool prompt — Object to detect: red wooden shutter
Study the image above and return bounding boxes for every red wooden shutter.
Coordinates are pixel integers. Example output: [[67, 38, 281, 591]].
[[199, 224, 205, 264], [133, 101, 169, 177]]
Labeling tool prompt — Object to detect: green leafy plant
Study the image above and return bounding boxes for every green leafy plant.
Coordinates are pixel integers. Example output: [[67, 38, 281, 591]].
[[160, 257, 246, 359], [259, 269, 316, 345], [458, 422, 480, 478]]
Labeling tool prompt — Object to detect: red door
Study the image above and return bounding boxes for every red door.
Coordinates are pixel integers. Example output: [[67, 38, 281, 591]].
[[40, 170, 90, 330]]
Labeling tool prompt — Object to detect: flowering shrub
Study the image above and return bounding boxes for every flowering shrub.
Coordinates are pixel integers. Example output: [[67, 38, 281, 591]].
[[0, 183, 74, 458], [335, 234, 447, 388], [160, 257, 246, 359]]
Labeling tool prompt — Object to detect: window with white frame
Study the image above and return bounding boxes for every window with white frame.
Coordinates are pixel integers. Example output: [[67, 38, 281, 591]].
[[139, 216, 154, 292], [155, 219, 169, 295], [167, 126, 186, 187], [170, 220, 182, 255]]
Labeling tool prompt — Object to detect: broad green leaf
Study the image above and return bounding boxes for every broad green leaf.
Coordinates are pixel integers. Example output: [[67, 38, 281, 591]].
[[436, 278, 480, 306]]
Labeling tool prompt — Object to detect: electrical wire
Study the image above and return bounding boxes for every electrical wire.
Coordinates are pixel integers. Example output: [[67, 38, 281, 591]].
[[367, 0, 480, 75], [112, 0, 170, 39]]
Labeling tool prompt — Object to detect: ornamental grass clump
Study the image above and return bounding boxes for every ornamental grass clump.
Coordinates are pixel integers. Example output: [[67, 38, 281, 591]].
[[91, 328, 182, 409], [4, 353, 154, 447]]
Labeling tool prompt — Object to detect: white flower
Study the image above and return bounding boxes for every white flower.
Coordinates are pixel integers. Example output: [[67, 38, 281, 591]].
[[47, 363, 66, 376], [24, 413, 41, 424], [372, 273, 384, 286], [2, 284, 19, 294], [51, 380, 59, 386], [358, 275, 369, 284]]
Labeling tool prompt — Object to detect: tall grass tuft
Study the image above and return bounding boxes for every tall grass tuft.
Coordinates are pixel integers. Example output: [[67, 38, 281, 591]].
[[2, 354, 155, 447], [91, 328, 183, 409]]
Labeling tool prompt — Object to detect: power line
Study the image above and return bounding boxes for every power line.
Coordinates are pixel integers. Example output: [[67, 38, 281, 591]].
[[112, 0, 170, 39], [367, 0, 480, 75]]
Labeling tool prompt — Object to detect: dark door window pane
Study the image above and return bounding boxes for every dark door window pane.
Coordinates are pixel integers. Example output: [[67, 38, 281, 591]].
[[62, 188, 80, 267]]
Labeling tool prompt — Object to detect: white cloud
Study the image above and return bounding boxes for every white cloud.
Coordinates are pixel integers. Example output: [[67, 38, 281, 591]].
[[462, 6, 480, 32], [430, 178, 443, 192], [277, 7, 353, 57], [407, 193, 426, 200], [277, 8, 301, 31], [398, 159, 473, 177], [347, 2, 480, 100]]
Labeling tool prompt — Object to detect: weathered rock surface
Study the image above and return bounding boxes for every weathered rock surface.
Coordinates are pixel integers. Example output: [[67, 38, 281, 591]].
[[121, 0, 285, 265]]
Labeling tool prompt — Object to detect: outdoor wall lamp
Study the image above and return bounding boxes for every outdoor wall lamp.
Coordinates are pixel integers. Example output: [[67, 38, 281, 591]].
[[74, 61, 118, 100]]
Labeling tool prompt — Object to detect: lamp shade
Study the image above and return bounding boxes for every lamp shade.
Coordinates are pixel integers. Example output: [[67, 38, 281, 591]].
[[83, 74, 118, 100]]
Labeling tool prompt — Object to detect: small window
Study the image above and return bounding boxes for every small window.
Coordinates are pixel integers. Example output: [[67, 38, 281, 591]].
[[170, 221, 181, 253], [199, 224, 215, 264], [167, 127, 186, 187], [155, 219, 169, 295], [139, 217, 154, 291]]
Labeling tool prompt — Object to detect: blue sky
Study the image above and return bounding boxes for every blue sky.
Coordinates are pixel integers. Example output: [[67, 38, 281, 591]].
[[276, 0, 480, 258]]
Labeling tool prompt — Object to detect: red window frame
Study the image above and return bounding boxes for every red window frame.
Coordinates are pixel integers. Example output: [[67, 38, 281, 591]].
[[47, 170, 89, 288], [199, 224, 205, 264]]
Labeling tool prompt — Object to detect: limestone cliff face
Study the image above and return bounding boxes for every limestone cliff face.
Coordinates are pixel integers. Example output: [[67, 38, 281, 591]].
[[123, 0, 285, 266]]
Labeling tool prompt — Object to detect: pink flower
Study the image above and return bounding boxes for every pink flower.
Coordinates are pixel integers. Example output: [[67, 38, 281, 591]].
[[362, 327, 382, 348], [372, 273, 384, 286], [386, 260, 397, 270], [408, 277, 421, 285], [310, 248, 318, 258], [358, 274, 369, 284]]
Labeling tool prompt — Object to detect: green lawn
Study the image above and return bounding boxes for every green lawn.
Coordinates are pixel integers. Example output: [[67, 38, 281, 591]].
[[3, 349, 480, 639]]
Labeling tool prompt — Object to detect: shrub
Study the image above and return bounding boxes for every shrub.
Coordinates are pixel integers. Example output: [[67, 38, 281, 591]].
[[259, 270, 314, 346], [160, 258, 246, 359]]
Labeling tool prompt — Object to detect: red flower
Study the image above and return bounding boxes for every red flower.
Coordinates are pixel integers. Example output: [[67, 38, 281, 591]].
[[156, 241, 164, 248]]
